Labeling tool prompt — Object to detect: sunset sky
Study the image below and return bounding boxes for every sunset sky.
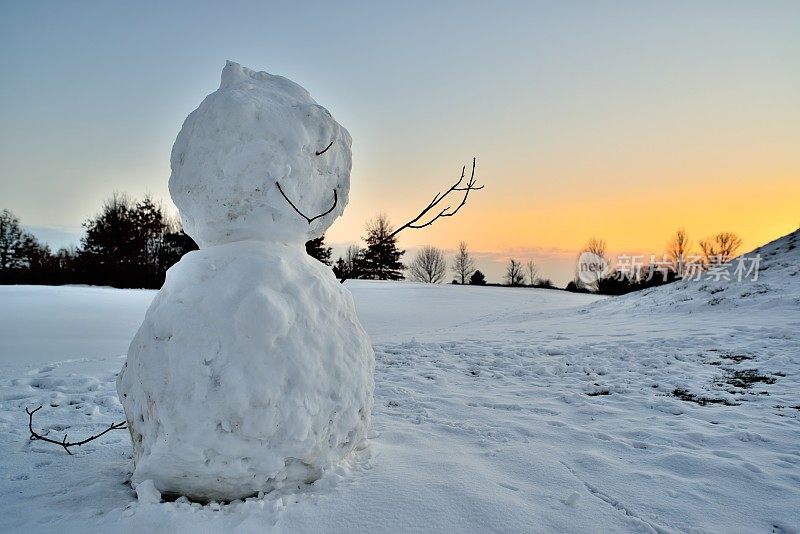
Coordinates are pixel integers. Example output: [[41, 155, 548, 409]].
[[1, 1, 798, 284]]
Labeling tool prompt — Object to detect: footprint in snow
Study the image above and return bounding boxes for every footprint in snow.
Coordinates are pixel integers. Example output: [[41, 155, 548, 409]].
[[561, 491, 580, 505], [712, 450, 743, 460]]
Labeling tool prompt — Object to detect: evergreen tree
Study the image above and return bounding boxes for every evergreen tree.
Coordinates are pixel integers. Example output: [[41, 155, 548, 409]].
[[469, 269, 486, 285], [305, 234, 332, 266], [18, 238, 54, 283], [0, 209, 33, 271], [52, 247, 80, 284], [132, 196, 167, 283], [157, 228, 198, 280], [2, 198, 196, 287], [81, 194, 193, 288], [0, 209, 52, 283], [361, 214, 404, 280], [333, 257, 348, 279], [81, 194, 138, 286], [333, 245, 364, 280]]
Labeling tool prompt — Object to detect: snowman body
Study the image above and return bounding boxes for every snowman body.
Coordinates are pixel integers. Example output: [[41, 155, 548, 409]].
[[117, 62, 374, 501]]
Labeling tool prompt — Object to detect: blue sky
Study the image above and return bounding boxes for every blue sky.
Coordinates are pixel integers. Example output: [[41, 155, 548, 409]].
[[1, 1, 798, 283]]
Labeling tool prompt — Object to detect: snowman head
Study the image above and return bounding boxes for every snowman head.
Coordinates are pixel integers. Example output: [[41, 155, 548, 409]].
[[169, 61, 352, 247]]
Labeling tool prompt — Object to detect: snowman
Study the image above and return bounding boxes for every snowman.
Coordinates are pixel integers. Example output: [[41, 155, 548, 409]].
[[117, 61, 374, 502]]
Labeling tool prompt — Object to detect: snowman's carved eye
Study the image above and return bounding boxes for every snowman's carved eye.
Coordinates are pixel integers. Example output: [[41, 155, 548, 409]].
[[315, 140, 334, 156]]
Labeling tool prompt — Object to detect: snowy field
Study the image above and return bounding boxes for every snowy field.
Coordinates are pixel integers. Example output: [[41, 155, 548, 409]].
[[1, 232, 799, 533]]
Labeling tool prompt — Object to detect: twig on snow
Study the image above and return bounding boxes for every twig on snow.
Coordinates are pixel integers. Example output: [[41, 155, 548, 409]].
[[26, 405, 127, 455]]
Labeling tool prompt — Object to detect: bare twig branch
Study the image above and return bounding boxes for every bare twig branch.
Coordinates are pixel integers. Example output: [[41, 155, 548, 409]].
[[338, 158, 483, 283], [26, 405, 127, 455], [275, 183, 338, 225], [387, 158, 482, 240]]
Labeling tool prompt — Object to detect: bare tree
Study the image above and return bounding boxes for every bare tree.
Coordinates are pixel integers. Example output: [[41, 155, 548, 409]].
[[667, 227, 691, 274], [409, 246, 447, 283], [526, 259, 538, 286], [578, 237, 608, 292], [585, 237, 607, 259], [699, 232, 742, 267], [345, 245, 363, 273], [451, 241, 476, 284], [505, 259, 525, 286]]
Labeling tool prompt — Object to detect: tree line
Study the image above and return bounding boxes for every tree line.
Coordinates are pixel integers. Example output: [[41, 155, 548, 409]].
[[3, 160, 486, 289], [1, 199, 478, 288], [1, 196, 197, 287], [1, 195, 744, 294], [328, 223, 492, 286], [0, 200, 417, 288], [563, 228, 743, 295], [402, 227, 744, 294], [404, 242, 552, 288], [313, 214, 486, 285]]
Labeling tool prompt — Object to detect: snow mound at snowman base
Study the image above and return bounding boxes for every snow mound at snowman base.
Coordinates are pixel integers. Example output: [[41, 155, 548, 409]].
[[117, 241, 374, 501]]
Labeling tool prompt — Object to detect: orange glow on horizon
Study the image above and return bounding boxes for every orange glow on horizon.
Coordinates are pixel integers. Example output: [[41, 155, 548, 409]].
[[327, 168, 799, 266]]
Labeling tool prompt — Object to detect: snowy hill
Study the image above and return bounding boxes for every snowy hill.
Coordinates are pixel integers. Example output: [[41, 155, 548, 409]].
[[1, 242, 799, 532], [596, 229, 800, 313]]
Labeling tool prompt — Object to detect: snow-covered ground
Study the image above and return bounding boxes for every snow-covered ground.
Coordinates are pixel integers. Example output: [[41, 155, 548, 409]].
[[1, 232, 798, 533]]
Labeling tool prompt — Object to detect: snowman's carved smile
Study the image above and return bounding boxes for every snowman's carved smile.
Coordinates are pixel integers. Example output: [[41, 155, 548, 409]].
[[275, 181, 338, 225]]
